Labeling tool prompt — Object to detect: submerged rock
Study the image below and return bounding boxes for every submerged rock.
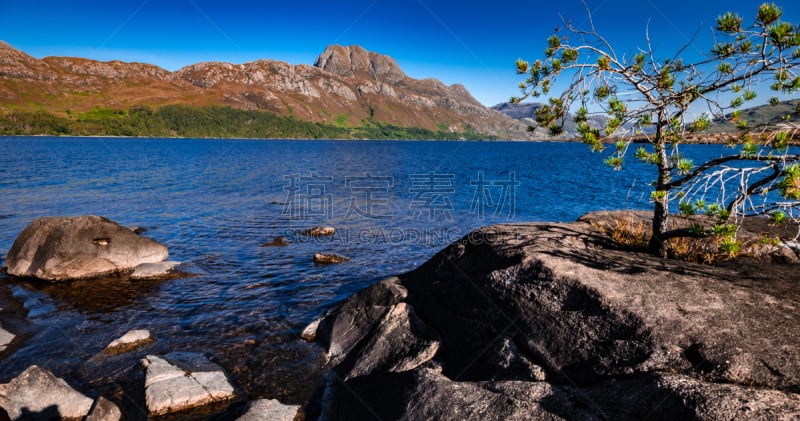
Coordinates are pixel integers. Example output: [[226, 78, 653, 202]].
[[103, 329, 155, 355], [262, 236, 289, 247], [313, 253, 349, 264], [309, 215, 800, 420], [140, 353, 235, 417], [3, 216, 169, 281], [129, 261, 181, 280], [0, 365, 94, 420], [236, 399, 300, 421]]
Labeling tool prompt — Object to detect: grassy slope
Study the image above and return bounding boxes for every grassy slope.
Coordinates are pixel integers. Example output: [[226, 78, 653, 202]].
[[0, 105, 493, 140]]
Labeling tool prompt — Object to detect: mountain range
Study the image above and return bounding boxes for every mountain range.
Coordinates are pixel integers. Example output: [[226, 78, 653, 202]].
[[491, 102, 609, 138], [0, 42, 529, 139], [493, 99, 800, 140]]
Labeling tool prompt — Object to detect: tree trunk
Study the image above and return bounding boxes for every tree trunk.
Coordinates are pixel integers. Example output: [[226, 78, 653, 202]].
[[649, 117, 671, 257], [650, 195, 670, 257]]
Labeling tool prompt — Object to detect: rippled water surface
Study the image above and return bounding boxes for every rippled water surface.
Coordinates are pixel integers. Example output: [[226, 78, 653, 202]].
[[0, 137, 734, 409]]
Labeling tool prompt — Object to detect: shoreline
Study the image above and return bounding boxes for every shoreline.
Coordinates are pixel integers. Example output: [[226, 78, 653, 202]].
[[2, 133, 798, 145]]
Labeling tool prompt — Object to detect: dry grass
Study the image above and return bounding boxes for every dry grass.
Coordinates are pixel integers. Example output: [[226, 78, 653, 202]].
[[606, 218, 650, 250], [593, 212, 789, 264]]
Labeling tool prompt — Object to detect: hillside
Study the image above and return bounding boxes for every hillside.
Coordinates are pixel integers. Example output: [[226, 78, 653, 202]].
[[705, 98, 800, 133], [0, 42, 529, 139]]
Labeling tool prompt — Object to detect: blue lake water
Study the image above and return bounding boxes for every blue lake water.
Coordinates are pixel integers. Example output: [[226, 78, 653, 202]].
[[0, 137, 740, 406]]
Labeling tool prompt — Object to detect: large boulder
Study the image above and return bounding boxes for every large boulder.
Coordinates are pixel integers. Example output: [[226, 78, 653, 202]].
[[2, 216, 168, 281], [307, 214, 800, 420]]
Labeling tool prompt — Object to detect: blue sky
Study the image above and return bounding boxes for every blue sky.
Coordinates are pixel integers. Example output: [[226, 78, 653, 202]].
[[1, 0, 799, 107]]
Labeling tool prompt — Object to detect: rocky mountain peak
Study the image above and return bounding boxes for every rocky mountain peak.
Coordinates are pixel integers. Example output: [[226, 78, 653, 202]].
[[314, 44, 405, 84]]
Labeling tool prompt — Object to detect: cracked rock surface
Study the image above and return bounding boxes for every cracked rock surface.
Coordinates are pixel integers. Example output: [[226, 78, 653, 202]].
[[306, 212, 800, 420], [140, 352, 235, 417]]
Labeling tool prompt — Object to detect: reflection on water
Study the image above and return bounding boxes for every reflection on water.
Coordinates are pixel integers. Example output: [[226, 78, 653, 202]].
[[14, 275, 167, 313], [0, 137, 734, 407]]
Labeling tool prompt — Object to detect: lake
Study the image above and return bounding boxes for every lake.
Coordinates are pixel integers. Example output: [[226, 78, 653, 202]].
[[0, 137, 737, 406]]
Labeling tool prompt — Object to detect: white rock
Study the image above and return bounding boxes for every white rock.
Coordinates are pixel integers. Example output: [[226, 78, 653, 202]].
[[103, 329, 154, 354], [0, 365, 93, 420], [141, 354, 235, 417], [0, 323, 14, 352], [301, 226, 336, 236], [300, 317, 321, 341], [237, 399, 300, 421]]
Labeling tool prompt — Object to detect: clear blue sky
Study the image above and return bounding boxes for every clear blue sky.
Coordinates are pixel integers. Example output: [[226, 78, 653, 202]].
[[1, 0, 799, 106]]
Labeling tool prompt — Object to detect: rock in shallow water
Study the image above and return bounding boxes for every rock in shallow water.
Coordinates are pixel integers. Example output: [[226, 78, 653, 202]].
[[129, 261, 181, 280], [85, 396, 122, 421], [313, 253, 349, 264], [2, 215, 169, 281], [103, 329, 154, 354], [0, 323, 14, 353], [261, 236, 289, 247], [140, 353, 235, 417], [301, 226, 336, 237], [236, 398, 300, 421], [0, 365, 94, 420]]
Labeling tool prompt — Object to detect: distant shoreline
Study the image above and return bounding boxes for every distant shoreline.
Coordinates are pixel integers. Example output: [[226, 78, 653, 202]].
[[2, 133, 798, 145]]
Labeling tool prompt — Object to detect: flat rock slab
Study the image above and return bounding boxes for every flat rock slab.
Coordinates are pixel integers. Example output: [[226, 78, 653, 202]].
[[236, 399, 300, 421], [141, 353, 235, 417], [3, 215, 169, 281], [0, 323, 14, 352], [103, 329, 154, 354], [0, 365, 94, 420]]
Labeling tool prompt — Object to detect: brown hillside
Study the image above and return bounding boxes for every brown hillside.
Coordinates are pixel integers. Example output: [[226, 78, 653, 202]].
[[0, 42, 528, 138]]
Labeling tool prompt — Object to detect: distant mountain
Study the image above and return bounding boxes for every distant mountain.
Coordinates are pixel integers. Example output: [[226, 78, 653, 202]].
[[0, 42, 529, 139], [491, 101, 608, 139], [705, 99, 800, 133], [494, 99, 800, 140]]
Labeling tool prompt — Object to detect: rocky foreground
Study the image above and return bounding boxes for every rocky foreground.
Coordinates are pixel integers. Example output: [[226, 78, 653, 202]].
[[0, 216, 302, 420], [2, 212, 799, 419], [304, 212, 800, 420]]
